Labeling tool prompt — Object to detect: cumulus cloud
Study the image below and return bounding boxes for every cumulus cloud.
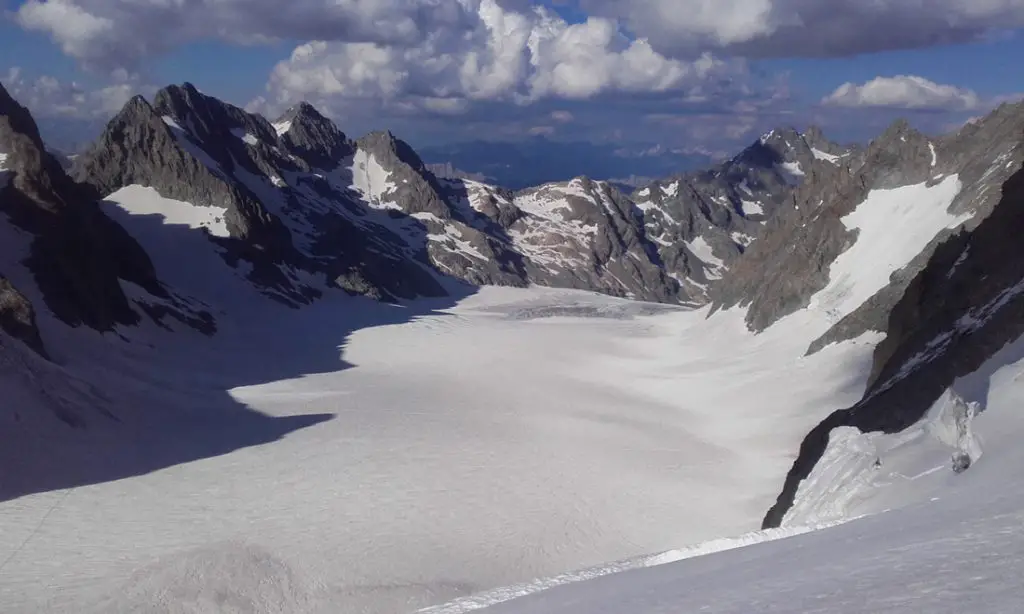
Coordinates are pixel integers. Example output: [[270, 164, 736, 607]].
[[15, 0, 482, 70], [580, 0, 1024, 58], [822, 76, 981, 111], [2, 67, 147, 118], [257, 0, 737, 115]]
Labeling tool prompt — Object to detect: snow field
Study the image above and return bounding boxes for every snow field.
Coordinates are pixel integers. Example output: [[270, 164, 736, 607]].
[[0, 282, 882, 614], [810, 175, 969, 324], [475, 329, 1024, 614]]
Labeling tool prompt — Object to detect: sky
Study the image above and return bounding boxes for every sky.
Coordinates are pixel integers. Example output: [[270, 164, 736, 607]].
[[1, 0, 1023, 154]]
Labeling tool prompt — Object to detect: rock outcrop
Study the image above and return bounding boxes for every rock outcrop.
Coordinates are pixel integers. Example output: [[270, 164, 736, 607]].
[[0, 81, 168, 336]]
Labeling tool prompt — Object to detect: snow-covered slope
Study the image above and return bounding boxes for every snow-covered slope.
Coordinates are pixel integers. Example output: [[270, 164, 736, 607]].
[[457, 335, 1024, 614], [0, 275, 882, 614]]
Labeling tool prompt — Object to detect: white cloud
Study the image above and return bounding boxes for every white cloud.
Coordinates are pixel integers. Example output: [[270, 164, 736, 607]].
[[580, 0, 1024, 58], [14, 0, 483, 70], [16, 0, 115, 61], [3, 67, 148, 118], [823, 76, 981, 111], [258, 0, 737, 115]]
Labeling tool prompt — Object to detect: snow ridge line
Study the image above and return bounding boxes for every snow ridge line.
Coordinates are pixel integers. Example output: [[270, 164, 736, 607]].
[[417, 520, 851, 614]]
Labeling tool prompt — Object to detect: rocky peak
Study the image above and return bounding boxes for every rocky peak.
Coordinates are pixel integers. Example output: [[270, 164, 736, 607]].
[[803, 125, 850, 157], [0, 82, 78, 209], [803, 125, 827, 146], [856, 118, 937, 190], [174, 85, 276, 144], [275, 102, 353, 169], [353, 130, 450, 219], [1, 82, 168, 334], [356, 130, 429, 172], [714, 99, 1024, 337], [73, 86, 298, 271]]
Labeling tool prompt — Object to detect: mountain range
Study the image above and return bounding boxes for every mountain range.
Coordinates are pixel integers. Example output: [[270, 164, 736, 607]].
[[418, 137, 716, 190]]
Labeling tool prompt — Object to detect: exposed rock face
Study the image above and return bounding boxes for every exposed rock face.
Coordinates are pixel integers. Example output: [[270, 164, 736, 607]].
[[72, 86, 302, 298], [764, 157, 1024, 529], [274, 102, 354, 169], [0, 81, 169, 334], [0, 276, 46, 357], [464, 177, 683, 302], [633, 127, 852, 303], [712, 107, 1024, 336]]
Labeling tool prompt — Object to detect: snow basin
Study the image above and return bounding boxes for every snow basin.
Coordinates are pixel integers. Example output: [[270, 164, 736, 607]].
[[0, 284, 880, 614]]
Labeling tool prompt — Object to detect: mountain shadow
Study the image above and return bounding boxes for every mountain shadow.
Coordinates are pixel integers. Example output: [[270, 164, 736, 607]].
[[0, 200, 479, 503]]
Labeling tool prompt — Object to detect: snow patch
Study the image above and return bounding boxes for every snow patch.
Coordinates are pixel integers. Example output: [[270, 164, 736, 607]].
[[809, 175, 969, 325], [272, 120, 292, 136], [812, 148, 840, 163], [779, 161, 805, 184], [104, 185, 230, 238], [731, 232, 754, 247], [741, 200, 763, 216], [350, 149, 400, 210], [427, 225, 487, 261], [230, 128, 260, 146], [685, 236, 724, 276]]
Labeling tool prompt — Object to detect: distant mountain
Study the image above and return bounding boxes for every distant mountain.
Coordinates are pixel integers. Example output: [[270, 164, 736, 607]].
[[628, 126, 856, 303], [424, 161, 490, 183], [419, 137, 715, 190], [34, 116, 108, 155]]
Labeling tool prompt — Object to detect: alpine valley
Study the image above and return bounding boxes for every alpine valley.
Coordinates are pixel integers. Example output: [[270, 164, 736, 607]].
[[3, 79, 1024, 614]]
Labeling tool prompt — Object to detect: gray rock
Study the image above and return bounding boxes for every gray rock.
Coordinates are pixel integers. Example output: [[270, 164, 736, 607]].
[[0, 276, 46, 357], [0, 80, 174, 333], [275, 102, 355, 170], [634, 127, 851, 305], [73, 87, 297, 262]]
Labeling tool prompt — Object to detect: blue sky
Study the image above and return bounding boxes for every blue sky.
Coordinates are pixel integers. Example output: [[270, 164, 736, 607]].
[[2, 0, 1022, 152]]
